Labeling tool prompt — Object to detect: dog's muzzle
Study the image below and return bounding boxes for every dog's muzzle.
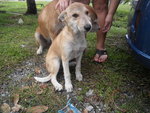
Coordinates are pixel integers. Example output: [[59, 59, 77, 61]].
[[84, 24, 91, 32]]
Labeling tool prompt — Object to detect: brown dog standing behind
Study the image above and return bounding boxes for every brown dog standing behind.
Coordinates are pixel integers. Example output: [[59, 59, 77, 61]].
[[35, 0, 99, 55]]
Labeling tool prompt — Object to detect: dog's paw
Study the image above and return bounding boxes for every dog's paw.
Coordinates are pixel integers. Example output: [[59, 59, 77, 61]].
[[54, 84, 63, 91], [65, 83, 73, 92], [36, 48, 43, 55], [76, 74, 83, 81]]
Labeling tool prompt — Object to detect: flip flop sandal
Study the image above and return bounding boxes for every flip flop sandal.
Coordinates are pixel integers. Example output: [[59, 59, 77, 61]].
[[93, 49, 107, 64]]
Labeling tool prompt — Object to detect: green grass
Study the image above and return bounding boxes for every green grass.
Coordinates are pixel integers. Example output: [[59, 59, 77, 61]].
[[0, 1, 49, 13], [0, 1, 49, 82], [77, 48, 149, 112], [84, 4, 150, 113], [11, 84, 67, 112], [0, 13, 37, 83], [0, 14, 37, 64], [0, 2, 150, 113]]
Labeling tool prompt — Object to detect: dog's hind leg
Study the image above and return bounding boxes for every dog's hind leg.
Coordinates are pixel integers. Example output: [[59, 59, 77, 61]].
[[50, 58, 63, 91], [35, 31, 50, 55], [51, 73, 63, 91], [34, 58, 63, 91], [35, 32, 45, 55], [35, 32, 44, 55]]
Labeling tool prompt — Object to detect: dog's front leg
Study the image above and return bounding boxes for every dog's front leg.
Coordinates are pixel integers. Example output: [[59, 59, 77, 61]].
[[75, 52, 83, 81], [62, 59, 73, 92]]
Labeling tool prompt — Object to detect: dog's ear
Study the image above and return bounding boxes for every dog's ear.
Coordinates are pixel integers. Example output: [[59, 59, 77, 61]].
[[58, 11, 67, 22]]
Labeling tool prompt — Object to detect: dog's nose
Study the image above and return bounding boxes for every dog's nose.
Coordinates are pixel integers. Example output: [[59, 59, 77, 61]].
[[84, 24, 91, 31]]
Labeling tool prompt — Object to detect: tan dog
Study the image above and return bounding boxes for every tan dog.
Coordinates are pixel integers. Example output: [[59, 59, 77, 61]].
[[35, 0, 99, 55], [34, 2, 99, 92]]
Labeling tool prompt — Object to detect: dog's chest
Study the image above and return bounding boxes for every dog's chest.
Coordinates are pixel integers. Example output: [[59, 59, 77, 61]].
[[69, 37, 87, 59]]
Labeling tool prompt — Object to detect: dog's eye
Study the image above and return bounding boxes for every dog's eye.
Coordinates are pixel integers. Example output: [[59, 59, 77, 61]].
[[85, 11, 89, 15], [72, 13, 79, 18]]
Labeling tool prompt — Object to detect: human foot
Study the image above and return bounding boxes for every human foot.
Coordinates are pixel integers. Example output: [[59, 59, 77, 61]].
[[93, 49, 108, 63]]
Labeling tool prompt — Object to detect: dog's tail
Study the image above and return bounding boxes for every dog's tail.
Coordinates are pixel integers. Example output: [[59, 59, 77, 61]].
[[34, 74, 51, 83]]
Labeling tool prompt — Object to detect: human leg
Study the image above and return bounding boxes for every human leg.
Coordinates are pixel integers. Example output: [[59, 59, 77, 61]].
[[92, 0, 108, 63]]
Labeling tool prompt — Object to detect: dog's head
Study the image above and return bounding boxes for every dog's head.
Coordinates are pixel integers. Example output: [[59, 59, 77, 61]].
[[58, 2, 100, 33]]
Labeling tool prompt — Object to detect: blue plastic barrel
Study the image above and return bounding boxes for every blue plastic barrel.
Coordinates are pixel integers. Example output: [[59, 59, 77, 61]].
[[126, 0, 150, 68]]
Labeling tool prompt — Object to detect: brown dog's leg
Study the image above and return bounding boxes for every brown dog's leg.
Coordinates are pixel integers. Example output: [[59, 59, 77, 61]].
[[35, 31, 45, 55]]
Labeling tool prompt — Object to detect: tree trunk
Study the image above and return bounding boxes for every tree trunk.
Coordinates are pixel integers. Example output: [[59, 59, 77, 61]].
[[25, 0, 37, 15]]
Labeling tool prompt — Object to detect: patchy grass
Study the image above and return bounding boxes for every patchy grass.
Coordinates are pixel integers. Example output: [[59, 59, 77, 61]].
[[0, 1, 49, 13], [0, 1, 49, 83], [11, 84, 67, 112], [0, 2, 150, 113], [0, 13, 37, 83], [84, 4, 150, 113]]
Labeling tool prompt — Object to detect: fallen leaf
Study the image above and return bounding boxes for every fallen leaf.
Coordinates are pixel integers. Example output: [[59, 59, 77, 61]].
[[12, 104, 23, 112], [21, 86, 30, 91], [13, 94, 20, 105], [36, 89, 44, 95], [32, 82, 38, 87], [1, 103, 11, 113], [82, 109, 88, 113], [39, 84, 48, 89], [42, 63, 46, 68], [35, 67, 41, 74], [68, 110, 74, 113], [26, 105, 48, 113]]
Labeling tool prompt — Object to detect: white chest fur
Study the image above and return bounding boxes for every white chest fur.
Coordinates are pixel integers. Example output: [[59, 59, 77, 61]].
[[61, 30, 87, 60], [69, 35, 87, 60]]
